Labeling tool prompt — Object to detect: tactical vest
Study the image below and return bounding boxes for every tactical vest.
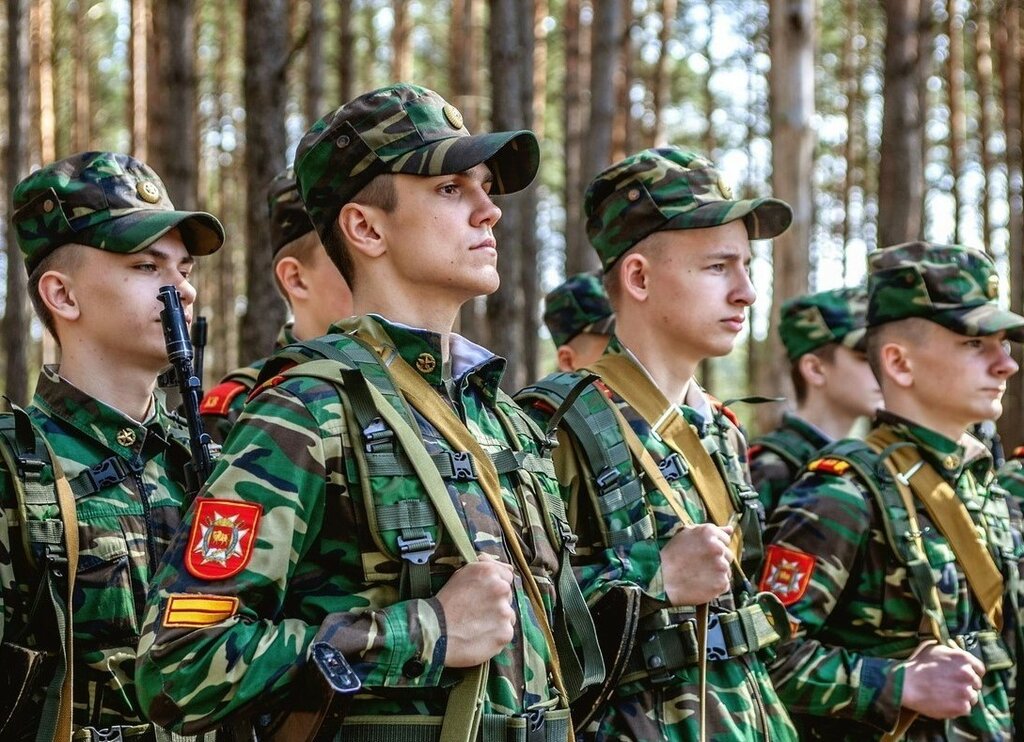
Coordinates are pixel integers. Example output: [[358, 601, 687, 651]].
[[815, 438, 1018, 669], [253, 333, 603, 739]]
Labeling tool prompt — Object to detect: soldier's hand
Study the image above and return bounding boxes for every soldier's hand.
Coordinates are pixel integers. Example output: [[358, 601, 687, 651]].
[[661, 524, 733, 606], [900, 641, 986, 719], [437, 554, 516, 668]]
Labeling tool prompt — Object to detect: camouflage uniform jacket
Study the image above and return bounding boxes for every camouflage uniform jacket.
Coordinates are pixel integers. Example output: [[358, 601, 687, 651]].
[[522, 338, 796, 742], [135, 315, 568, 733], [996, 448, 1024, 509], [199, 323, 297, 445], [749, 413, 830, 520], [763, 411, 1023, 740], [0, 366, 192, 730]]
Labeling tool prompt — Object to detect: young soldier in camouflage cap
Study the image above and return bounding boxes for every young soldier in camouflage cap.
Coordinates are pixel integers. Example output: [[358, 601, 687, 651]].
[[518, 147, 797, 740], [199, 168, 352, 444], [136, 83, 598, 740], [1, 151, 223, 738], [749, 286, 882, 517], [543, 270, 616, 371], [762, 241, 1024, 740]]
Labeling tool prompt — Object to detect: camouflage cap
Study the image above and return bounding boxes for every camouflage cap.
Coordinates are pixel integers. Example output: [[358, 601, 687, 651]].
[[584, 148, 793, 270], [12, 151, 224, 273], [779, 286, 869, 360], [868, 241, 1024, 340], [294, 83, 540, 242], [267, 167, 315, 256], [543, 271, 616, 347]]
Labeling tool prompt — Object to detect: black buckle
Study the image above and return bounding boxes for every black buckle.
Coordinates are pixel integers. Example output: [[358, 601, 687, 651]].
[[15, 454, 45, 480], [448, 451, 476, 481], [80, 727, 124, 742], [311, 641, 363, 694], [85, 457, 129, 491], [705, 612, 729, 661], [595, 467, 620, 493], [396, 533, 436, 565], [520, 707, 546, 742], [362, 418, 394, 452], [658, 453, 688, 482]]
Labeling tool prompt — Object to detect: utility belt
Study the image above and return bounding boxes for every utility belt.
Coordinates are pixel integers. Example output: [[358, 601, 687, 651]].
[[338, 707, 571, 742], [953, 629, 1013, 672], [71, 725, 217, 742], [622, 598, 785, 685]]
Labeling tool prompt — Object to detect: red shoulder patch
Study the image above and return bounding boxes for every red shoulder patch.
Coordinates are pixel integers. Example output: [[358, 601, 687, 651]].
[[200, 381, 249, 416], [747, 443, 764, 458], [807, 457, 851, 476], [1012, 446, 1024, 460], [760, 545, 816, 606], [530, 399, 556, 416], [185, 499, 263, 580], [247, 374, 286, 403]]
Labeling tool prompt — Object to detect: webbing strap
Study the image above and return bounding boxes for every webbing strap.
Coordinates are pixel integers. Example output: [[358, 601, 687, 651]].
[[867, 427, 1004, 632], [341, 708, 571, 742], [750, 429, 805, 471], [585, 355, 741, 560]]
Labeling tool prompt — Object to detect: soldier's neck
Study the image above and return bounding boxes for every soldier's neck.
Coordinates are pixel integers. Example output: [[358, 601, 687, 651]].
[[881, 393, 968, 443], [615, 318, 699, 405], [353, 292, 458, 361], [54, 349, 156, 422], [796, 395, 860, 441]]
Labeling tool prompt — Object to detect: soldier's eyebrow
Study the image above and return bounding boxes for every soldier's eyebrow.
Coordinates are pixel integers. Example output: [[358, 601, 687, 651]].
[[140, 246, 195, 267], [706, 246, 752, 264]]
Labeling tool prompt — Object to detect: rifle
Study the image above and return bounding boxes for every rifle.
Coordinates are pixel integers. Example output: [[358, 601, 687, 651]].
[[191, 316, 208, 399], [158, 286, 214, 497]]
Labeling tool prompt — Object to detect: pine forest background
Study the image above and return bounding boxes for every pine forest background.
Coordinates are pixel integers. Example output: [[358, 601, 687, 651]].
[[2, 0, 1024, 443]]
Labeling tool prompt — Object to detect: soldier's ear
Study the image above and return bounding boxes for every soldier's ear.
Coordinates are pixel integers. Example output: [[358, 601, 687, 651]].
[[37, 268, 80, 323], [619, 252, 650, 303], [879, 341, 914, 388], [338, 202, 385, 259], [556, 345, 577, 372], [797, 353, 827, 388], [274, 256, 308, 300]]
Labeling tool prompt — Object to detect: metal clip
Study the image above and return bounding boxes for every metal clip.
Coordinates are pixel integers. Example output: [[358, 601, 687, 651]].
[[595, 467, 620, 492], [396, 533, 436, 565]]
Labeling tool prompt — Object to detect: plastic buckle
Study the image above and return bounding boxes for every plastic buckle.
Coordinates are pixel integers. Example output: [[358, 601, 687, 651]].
[[396, 533, 436, 565], [520, 707, 546, 742], [311, 641, 363, 694], [595, 467, 620, 493], [657, 453, 688, 482], [362, 418, 394, 452], [81, 727, 124, 742], [705, 612, 729, 661], [15, 454, 45, 481], [86, 457, 128, 491], [448, 451, 476, 481]]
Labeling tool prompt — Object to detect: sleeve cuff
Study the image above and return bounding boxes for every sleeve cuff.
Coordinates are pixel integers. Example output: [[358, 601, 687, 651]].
[[854, 655, 906, 730]]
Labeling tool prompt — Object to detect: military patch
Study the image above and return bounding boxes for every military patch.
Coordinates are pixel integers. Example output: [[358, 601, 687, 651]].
[[247, 374, 287, 403], [186, 499, 262, 580], [162, 594, 239, 628], [747, 444, 764, 458], [807, 457, 851, 476], [760, 545, 815, 606], [200, 381, 249, 416]]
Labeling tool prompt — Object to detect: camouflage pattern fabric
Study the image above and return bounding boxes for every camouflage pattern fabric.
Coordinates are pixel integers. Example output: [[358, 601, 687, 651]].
[[200, 323, 297, 446], [779, 286, 869, 360], [135, 315, 568, 733], [583, 148, 793, 270], [543, 271, 615, 347], [0, 366, 194, 731], [12, 151, 223, 272], [294, 83, 539, 242], [996, 448, 1024, 510], [763, 412, 1023, 740], [267, 168, 314, 255], [868, 241, 1024, 339], [522, 338, 796, 741], [748, 413, 831, 520]]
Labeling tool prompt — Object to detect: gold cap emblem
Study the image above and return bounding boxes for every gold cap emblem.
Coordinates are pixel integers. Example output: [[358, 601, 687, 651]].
[[943, 454, 960, 470], [137, 181, 161, 204], [443, 104, 464, 130], [416, 353, 437, 374], [627, 188, 641, 202], [717, 175, 734, 200], [116, 428, 137, 447], [987, 274, 1000, 300]]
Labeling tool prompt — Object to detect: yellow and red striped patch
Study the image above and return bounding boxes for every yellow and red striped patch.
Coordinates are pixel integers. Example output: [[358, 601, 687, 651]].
[[163, 594, 239, 628], [807, 457, 851, 476]]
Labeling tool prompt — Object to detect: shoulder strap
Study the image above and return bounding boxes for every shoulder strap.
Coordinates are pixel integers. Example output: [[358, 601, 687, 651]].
[[221, 364, 263, 389], [751, 428, 805, 470], [0, 408, 78, 742]]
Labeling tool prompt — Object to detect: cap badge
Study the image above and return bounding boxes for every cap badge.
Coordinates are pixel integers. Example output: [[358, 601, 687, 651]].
[[986, 274, 1000, 300], [443, 104, 464, 130], [626, 188, 641, 202], [716, 175, 734, 200], [943, 454, 960, 470], [136, 181, 161, 204]]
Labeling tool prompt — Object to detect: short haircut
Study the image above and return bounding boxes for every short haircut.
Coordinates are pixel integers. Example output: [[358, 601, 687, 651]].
[[601, 231, 667, 308], [790, 342, 838, 405], [864, 317, 931, 384], [28, 243, 86, 346], [322, 173, 398, 288], [272, 231, 323, 305]]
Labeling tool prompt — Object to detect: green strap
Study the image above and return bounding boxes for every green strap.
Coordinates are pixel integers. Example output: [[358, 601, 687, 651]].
[[750, 429, 805, 471]]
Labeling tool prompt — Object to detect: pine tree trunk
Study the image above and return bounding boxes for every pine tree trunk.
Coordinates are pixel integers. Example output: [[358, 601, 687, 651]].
[[840, 0, 859, 280], [5, 0, 31, 404], [337, 0, 354, 102], [974, 0, 995, 252], [391, 0, 412, 81], [586, 0, 622, 183], [240, 0, 289, 362], [650, 0, 677, 147], [129, 0, 148, 159], [947, 0, 966, 243], [73, 0, 90, 151], [877, 0, 927, 246], [613, 0, 633, 162], [562, 0, 594, 274], [305, 0, 324, 124], [763, 0, 815, 430]]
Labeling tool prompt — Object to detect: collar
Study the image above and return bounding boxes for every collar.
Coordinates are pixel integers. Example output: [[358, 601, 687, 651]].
[[276, 322, 298, 349], [874, 410, 987, 482], [780, 412, 832, 449], [32, 365, 172, 461], [332, 314, 506, 396]]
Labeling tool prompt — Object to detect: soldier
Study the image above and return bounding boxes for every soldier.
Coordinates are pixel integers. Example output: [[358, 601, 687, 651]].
[[997, 446, 1024, 507], [749, 286, 882, 518], [134, 83, 599, 740], [762, 242, 1024, 740], [200, 168, 352, 444], [543, 271, 615, 371], [517, 148, 797, 740], [0, 152, 223, 739]]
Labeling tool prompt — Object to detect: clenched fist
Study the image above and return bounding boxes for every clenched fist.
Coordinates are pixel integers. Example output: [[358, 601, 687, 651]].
[[437, 555, 517, 667], [661, 524, 733, 606]]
